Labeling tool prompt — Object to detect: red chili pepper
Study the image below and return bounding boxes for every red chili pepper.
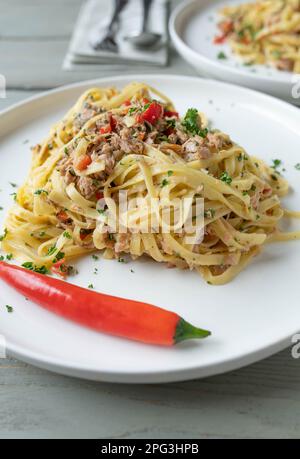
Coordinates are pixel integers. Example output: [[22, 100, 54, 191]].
[[136, 101, 163, 125], [164, 110, 179, 118], [0, 262, 211, 346]]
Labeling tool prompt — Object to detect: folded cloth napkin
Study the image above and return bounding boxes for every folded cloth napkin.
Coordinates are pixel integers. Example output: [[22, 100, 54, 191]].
[[63, 0, 169, 70]]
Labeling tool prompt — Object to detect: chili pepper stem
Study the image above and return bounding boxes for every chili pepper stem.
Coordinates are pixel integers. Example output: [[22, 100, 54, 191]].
[[174, 318, 211, 344]]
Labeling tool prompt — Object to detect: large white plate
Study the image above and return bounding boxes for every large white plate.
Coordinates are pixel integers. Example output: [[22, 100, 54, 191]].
[[170, 0, 300, 105], [0, 75, 300, 383]]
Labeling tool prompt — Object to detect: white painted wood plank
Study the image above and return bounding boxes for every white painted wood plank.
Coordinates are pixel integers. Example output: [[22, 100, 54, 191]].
[[0, 41, 196, 89], [0, 0, 82, 38], [0, 349, 299, 439]]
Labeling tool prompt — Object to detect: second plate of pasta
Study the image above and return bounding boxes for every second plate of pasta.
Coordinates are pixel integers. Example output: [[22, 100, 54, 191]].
[[170, 0, 300, 104]]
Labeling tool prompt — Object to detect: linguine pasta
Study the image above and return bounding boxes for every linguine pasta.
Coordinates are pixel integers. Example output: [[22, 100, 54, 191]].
[[216, 0, 300, 72], [1, 82, 299, 285]]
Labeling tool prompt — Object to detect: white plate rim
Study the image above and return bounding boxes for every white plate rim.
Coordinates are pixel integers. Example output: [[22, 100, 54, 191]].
[[1, 73, 300, 383]]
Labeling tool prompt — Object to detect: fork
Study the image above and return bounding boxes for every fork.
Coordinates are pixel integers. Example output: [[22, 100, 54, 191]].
[[90, 0, 129, 52]]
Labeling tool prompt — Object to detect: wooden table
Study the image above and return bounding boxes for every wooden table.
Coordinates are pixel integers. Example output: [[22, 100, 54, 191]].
[[1, 0, 300, 439]]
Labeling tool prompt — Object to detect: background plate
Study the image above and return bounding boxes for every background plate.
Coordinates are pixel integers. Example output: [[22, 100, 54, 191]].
[[0, 75, 300, 383], [170, 0, 300, 105]]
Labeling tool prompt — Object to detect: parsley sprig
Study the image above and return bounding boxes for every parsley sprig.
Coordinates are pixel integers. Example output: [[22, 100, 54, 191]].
[[182, 108, 208, 138]]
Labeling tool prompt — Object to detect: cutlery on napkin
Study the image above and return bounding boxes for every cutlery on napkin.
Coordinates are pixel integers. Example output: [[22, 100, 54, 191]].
[[63, 0, 169, 70]]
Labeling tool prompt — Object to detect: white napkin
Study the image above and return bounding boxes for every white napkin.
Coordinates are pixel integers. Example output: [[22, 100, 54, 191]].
[[63, 0, 169, 70]]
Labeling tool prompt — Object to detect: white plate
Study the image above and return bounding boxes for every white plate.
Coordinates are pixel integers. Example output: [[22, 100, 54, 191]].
[[0, 75, 300, 383], [170, 0, 300, 105]]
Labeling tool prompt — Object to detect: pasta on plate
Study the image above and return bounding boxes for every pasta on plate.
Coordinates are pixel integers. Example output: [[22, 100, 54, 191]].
[[215, 0, 300, 72], [1, 82, 299, 285]]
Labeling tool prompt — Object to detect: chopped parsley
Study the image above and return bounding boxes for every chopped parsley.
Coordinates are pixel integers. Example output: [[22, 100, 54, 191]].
[[167, 170, 174, 177], [182, 108, 208, 138], [9, 182, 17, 188], [34, 189, 48, 196], [128, 107, 137, 115], [47, 245, 57, 256], [0, 255, 4, 261], [204, 208, 216, 219], [63, 231, 71, 239], [271, 159, 282, 169], [220, 171, 233, 185], [6, 253, 13, 260], [217, 51, 227, 60], [5, 305, 13, 313], [53, 252, 65, 263], [161, 179, 169, 188], [22, 262, 49, 275], [10, 192, 17, 201], [271, 174, 278, 181], [88, 284, 94, 289], [295, 163, 300, 171], [237, 153, 248, 162], [118, 257, 125, 263], [92, 255, 99, 261], [0, 228, 8, 241]]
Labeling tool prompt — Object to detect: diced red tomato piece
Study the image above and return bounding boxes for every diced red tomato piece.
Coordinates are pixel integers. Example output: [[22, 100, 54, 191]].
[[95, 191, 104, 200], [80, 229, 92, 241], [214, 34, 227, 44], [124, 99, 131, 106], [51, 259, 67, 278], [109, 114, 117, 131], [219, 20, 233, 35], [75, 155, 92, 171], [57, 210, 70, 223], [136, 101, 163, 125], [164, 110, 179, 118], [164, 127, 175, 137], [100, 124, 112, 135]]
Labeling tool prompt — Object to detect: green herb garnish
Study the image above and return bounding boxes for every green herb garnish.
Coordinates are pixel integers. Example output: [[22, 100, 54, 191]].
[[0, 228, 8, 241], [22, 262, 49, 275], [182, 108, 208, 138], [217, 51, 227, 60], [161, 179, 169, 188], [34, 189, 48, 196], [220, 171, 232, 185]]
